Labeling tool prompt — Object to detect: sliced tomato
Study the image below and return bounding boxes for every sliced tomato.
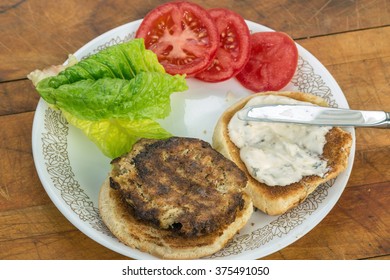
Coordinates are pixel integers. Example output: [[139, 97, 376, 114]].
[[135, 1, 219, 77], [236, 32, 298, 92], [195, 8, 251, 82]]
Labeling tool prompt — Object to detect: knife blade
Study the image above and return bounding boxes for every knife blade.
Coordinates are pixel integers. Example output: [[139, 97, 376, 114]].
[[237, 105, 390, 128]]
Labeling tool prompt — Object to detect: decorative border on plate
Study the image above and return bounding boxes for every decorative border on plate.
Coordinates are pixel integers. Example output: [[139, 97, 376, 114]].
[[80, 32, 135, 60], [291, 57, 337, 107], [42, 108, 113, 237], [41, 37, 339, 257], [208, 179, 334, 258]]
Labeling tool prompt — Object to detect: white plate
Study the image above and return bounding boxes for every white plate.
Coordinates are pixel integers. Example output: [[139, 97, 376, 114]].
[[32, 19, 355, 259]]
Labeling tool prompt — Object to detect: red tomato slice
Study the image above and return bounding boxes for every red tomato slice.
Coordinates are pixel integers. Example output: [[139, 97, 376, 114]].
[[195, 8, 251, 82], [236, 32, 298, 92], [135, 2, 219, 77]]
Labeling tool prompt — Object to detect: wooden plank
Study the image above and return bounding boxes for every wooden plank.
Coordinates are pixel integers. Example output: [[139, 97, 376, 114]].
[[299, 27, 390, 119], [236, 0, 390, 39], [328, 56, 390, 112], [364, 255, 390, 260], [349, 147, 390, 187], [0, 230, 127, 260], [0, 204, 74, 242], [0, 80, 40, 116], [1, 0, 390, 81], [0, 112, 51, 211], [0, 203, 126, 259], [298, 26, 390, 67], [263, 181, 390, 259]]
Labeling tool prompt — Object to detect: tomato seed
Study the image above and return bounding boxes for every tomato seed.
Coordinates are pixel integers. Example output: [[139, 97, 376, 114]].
[[198, 31, 207, 38], [226, 37, 234, 42]]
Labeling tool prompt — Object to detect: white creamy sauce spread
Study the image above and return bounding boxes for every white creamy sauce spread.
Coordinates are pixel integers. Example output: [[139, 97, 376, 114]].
[[228, 95, 332, 186]]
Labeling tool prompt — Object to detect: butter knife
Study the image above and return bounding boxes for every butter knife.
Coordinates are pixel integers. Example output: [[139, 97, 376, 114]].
[[238, 105, 390, 128]]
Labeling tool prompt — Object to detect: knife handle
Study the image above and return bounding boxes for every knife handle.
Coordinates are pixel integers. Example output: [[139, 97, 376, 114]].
[[380, 112, 390, 128]]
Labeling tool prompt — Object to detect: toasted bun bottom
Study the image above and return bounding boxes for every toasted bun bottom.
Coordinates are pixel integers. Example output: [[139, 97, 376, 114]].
[[213, 91, 353, 215], [98, 177, 253, 259]]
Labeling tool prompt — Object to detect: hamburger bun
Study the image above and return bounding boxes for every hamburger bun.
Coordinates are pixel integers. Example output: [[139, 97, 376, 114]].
[[213, 91, 353, 215], [99, 137, 253, 259]]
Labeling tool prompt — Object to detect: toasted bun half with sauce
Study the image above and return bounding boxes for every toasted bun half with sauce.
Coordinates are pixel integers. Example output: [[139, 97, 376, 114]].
[[99, 137, 253, 259], [213, 91, 353, 215]]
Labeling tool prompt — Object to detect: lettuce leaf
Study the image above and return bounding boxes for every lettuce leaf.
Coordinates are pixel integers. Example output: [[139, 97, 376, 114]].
[[37, 72, 187, 121], [62, 110, 172, 160], [33, 39, 188, 159], [38, 39, 165, 93]]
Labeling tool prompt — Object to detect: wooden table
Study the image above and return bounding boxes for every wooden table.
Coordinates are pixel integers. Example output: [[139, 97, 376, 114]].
[[1, 0, 389, 260]]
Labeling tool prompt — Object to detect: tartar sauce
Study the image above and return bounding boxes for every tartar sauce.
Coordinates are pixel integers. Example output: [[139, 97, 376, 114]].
[[228, 95, 332, 186]]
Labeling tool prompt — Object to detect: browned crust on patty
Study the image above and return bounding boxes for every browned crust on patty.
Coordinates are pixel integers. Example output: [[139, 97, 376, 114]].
[[212, 91, 353, 215], [99, 177, 253, 259], [110, 137, 248, 237]]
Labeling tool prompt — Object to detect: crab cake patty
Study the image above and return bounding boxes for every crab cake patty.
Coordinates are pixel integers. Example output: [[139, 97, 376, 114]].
[[109, 137, 248, 237]]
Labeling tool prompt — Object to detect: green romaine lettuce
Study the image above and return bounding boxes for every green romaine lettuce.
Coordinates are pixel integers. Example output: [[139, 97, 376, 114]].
[[62, 111, 172, 161], [37, 72, 186, 121], [34, 39, 188, 158]]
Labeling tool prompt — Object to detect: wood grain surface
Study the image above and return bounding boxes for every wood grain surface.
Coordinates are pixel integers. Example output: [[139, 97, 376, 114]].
[[0, 0, 389, 260]]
